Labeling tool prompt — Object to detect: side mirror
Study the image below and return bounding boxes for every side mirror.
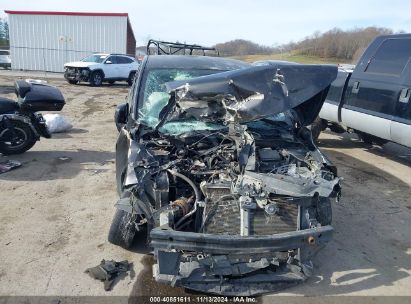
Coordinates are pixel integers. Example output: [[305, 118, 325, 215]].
[[114, 103, 128, 131], [105, 60, 112, 64]]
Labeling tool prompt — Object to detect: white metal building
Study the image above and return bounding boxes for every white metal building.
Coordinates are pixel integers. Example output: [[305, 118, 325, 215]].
[[5, 10, 136, 72]]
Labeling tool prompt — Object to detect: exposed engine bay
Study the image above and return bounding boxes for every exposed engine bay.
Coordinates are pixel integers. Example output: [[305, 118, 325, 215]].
[[131, 123, 339, 234], [116, 63, 340, 295]]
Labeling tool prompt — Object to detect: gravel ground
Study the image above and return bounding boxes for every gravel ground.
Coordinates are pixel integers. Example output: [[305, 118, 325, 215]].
[[0, 70, 410, 303]]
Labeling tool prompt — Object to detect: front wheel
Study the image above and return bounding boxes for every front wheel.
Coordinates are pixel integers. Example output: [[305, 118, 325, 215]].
[[311, 117, 326, 142], [108, 209, 137, 249], [90, 71, 103, 87], [0, 120, 37, 155], [67, 79, 78, 85]]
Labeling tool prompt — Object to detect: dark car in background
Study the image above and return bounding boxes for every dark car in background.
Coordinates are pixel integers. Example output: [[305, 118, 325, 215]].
[[108, 54, 340, 295]]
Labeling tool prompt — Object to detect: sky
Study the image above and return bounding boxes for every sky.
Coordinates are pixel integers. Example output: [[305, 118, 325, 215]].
[[1, 0, 411, 46]]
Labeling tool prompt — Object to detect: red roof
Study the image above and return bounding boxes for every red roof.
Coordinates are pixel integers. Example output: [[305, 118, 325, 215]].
[[4, 10, 128, 17]]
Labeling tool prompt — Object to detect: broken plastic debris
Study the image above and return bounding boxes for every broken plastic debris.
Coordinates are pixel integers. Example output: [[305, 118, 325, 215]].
[[57, 156, 71, 163], [85, 259, 131, 291], [0, 160, 21, 174]]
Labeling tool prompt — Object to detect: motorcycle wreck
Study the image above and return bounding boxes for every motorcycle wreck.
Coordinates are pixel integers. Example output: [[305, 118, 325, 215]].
[[0, 80, 65, 155], [114, 64, 341, 296]]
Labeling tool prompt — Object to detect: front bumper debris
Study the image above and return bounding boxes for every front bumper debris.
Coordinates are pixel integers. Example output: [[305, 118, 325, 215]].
[[64, 67, 90, 81], [0, 62, 11, 68], [150, 225, 333, 296]]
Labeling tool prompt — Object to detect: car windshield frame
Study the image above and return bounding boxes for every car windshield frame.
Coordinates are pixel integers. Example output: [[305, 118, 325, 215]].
[[81, 54, 107, 63]]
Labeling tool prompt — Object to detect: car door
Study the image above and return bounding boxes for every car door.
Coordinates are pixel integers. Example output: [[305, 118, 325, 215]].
[[116, 56, 135, 79], [391, 47, 411, 147], [115, 60, 145, 193], [103, 56, 120, 79], [341, 38, 411, 141], [320, 69, 351, 123]]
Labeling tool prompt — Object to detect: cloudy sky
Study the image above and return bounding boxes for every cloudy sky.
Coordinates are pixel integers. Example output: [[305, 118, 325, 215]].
[[1, 0, 410, 46]]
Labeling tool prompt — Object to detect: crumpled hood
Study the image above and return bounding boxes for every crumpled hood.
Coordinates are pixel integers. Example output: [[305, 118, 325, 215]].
[[163, 64, 337, 126], [64, 61, 99, 68]]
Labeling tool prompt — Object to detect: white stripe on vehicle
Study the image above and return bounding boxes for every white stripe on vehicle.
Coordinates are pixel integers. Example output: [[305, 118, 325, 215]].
[[341, 108, 391, 140]]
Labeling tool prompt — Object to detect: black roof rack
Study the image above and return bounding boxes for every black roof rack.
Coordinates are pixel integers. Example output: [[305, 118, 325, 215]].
[[91, 53, 134, 57], [146, 40, 219, 56]]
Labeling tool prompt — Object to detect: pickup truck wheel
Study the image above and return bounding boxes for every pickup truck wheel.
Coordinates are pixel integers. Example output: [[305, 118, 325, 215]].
[[67, 79, 78, 85], [108, 209, 137, 249], [90, 71, 103, 87], [357, 132, 388, 146], [311, 117, 326, 142], [127, 72, 136, 86]]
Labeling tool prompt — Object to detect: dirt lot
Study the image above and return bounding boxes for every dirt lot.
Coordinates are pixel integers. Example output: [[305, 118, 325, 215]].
[[0, 71, 410, 302]]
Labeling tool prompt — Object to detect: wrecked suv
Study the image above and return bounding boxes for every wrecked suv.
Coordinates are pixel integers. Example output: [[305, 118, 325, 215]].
[[109, 55, 340, 296], [64, 54, 139, 86]]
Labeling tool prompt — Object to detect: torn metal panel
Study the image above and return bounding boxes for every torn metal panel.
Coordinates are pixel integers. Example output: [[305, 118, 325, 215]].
[[163, 64, 337, 126], [151, 226, 332, 296], [234, 170, 340, 198], [161, 262, 307, 296], [85, 259, 132, 291]]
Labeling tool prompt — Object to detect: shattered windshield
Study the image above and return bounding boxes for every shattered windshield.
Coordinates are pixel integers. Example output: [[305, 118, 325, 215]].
[[81, 55, 107, 63], [138, 67, 295, 135], [138, 68, 225, 133]]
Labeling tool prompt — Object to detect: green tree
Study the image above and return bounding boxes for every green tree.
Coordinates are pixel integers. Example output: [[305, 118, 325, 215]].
[[0, 18, 10, 47]]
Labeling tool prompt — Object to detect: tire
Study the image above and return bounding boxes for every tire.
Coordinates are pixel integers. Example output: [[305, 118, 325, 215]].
[[357, 131, 388, 146], [311, 116, 326, 142], [108, 209, 137, 249], [0, 120, 37, 155], [316, 197, 332, 226], [90, 71, 104, 87], [127, 72, 136, 86], [115, 122, 124, 133], [67, 79, 78, 85]]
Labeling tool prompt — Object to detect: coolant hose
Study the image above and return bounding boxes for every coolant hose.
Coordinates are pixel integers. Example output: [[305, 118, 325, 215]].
[[167, 169, 201, 228]]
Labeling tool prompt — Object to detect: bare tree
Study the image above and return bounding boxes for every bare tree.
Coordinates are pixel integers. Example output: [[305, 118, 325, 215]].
[[294, 26, 395, 61]]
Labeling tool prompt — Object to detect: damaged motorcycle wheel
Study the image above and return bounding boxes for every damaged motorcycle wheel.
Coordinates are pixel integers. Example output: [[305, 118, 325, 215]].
[[108, 209, 137, 249]]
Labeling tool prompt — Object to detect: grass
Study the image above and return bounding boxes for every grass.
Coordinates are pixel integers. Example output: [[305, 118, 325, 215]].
[[230, 51, 353, 65]]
